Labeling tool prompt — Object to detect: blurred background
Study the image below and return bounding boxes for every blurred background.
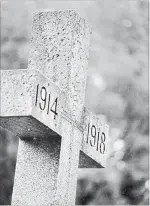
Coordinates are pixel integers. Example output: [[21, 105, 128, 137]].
[[0, 0, 149, 205]]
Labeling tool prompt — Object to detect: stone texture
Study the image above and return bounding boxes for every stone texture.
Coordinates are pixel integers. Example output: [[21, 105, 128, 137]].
[[28, 10, 91, 124], [79, 151, 103, 168], [0, 69, 109, 168], [0, 69, 63, 136], [12, 135, 61, 205], [0, 116, 58, 141], [54, 118, 83, 206], [81, 108, 109, 167], [9, 115, 82, 206], [0, 69, 33, 117]]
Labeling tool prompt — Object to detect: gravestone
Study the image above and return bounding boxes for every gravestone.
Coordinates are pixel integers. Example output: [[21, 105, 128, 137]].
[[0, 10, 109, 206]]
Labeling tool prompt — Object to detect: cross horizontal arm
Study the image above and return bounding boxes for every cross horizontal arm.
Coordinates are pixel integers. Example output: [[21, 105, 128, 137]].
[[0, 69, 109, 168], [0, 69, 70, 137]]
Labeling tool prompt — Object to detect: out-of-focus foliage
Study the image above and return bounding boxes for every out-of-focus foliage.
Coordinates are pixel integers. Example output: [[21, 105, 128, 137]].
[[0, 0, 149, 205], [0, 128, 18, 205]]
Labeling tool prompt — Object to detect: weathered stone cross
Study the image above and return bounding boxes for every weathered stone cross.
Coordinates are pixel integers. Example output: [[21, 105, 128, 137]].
[[0, 11, 109, 206]]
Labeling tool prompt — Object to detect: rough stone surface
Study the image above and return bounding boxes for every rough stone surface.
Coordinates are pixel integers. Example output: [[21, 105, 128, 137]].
[[9, 116, 82, 206], [0, 116, 58, 140], [0, 69, 33, 117], [54, 118, 83, 206], [0, 70, 109, 205], [79, 151, 103, 168], [81, 108, 109, 167], [1, 69, 63, 136], [1, 69, 109, 168], [28, 10, 91, 123], [12, 136, 61, 205]]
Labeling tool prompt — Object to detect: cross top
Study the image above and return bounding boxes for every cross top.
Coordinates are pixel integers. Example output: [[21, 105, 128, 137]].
[[29, 10, 91, 123], [0, 11, 109, 206]]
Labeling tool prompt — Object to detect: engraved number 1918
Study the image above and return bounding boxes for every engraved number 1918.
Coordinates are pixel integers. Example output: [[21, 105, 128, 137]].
[[86, 123, 106, 154]]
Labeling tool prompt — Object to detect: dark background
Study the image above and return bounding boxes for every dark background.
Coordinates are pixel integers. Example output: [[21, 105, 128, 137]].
[[0, 0, 149, 205]]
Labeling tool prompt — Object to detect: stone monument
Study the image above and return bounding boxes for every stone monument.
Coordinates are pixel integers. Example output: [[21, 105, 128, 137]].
[[0, 10, 109, 206]]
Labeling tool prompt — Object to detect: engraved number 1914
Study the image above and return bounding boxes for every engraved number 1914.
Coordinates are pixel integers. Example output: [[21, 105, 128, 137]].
[[35, 84, 58, 120]]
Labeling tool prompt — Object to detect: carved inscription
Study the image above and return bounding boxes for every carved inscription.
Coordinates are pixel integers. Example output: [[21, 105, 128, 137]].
[[35, 84, 58, 120], [85, 123, 106, 154]]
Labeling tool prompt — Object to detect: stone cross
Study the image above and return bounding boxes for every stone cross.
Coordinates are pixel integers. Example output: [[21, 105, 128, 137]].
[[0, 11, 109, 206]]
